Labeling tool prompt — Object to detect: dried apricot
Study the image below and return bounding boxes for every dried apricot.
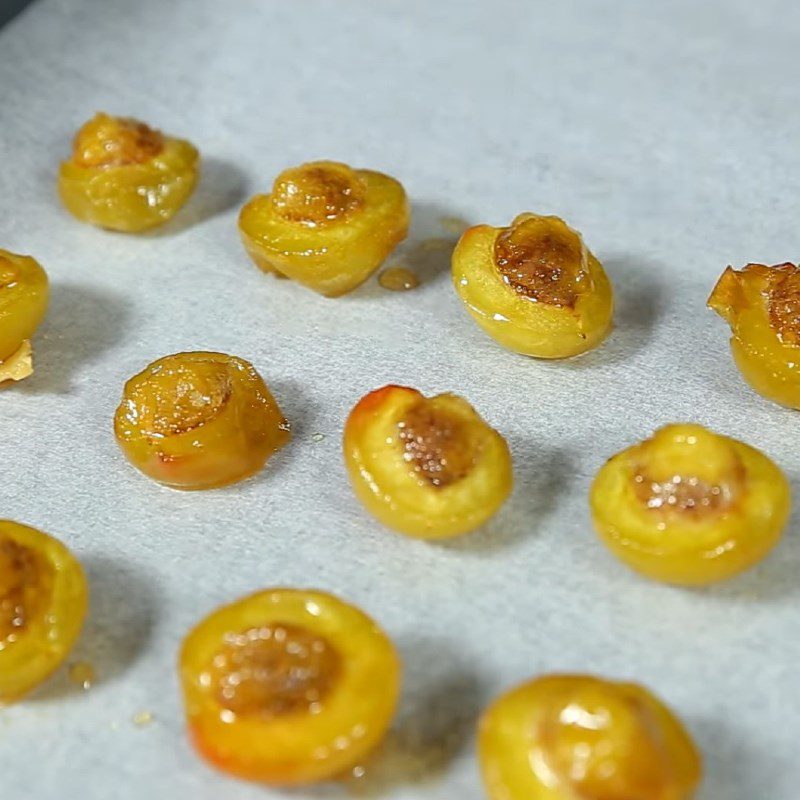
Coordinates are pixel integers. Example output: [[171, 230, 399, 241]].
[[452, 213, 613, 358], [343, 385, 513, 538], [591, 424, 789, 585], [479, 674, 701, 800], [0, 249, 48, 384], [239, 160, 409, 296], [709, 262, 800, 408], [114, 352, 289, 490], [0, 521, 87, 704], [179, 588, 400, 785], [58, 113, 199, 232]]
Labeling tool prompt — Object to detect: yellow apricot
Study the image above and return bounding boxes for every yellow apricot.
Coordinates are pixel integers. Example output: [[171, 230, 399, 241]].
[[343, 385, 513, 539], [479, 674, 701, 800], [0, 249, 49, 384], [239, 160, 409, 296], [708, 262, 800, 409], [591, 424, 790, 585], [0, 521, 87, 704], [58, 113, 199, 232], [452, 213, 613, 358], [179, 588, 400, 785], [114, 352, 289, 490]]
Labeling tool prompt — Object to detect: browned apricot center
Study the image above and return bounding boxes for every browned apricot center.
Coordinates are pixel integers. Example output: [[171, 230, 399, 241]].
[[270, 162, 366, 226], [397, 402, 478, 487], [632, 473, 734, 515], [768, 263, 800, 345], [72, 113, 164, 168], [126, 362, 233, 438], [0, 537, 53, 647], [494, 216, 585, 307], [208, 624, 341, 718], [0, 257, 18, 289]]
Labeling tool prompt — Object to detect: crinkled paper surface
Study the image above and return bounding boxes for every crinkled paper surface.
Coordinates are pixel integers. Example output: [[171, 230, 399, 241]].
[[1, 0, 799, 798]]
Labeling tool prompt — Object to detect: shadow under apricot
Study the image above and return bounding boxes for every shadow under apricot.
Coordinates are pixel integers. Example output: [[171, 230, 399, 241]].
[[144, 156, 251, 237], [558, 253, 667, 370], [303, 636, 487, 798], [438, 444, 574, 555], [30, 555, 158, 702], [18, 283, 130, 394]]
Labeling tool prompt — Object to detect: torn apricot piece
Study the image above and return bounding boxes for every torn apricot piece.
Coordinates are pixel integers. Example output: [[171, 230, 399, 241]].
[[114, 352, 289, 490], [708, 262, 800, 409], [58, 113, 199, 232], [452, 213, 613, 358], [0, 521, 87, 704], [343, 385, 513, 539], [179, 588, 400, 785], [590, 424, 789, 585], [479, 674, 701, 800], [238, 160, 409, 296], [0, 249, 49, 384]]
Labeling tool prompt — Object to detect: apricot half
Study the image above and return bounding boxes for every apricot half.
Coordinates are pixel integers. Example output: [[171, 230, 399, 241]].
[[238, 160, 409, 296], [0, 249, 49, 384], [452, 213, 613, 358], [479, 674, 701, 800], [179, 588, 400, 785], [114, 352, 289, 490], [708, 262, 800, 409], [58, 113, 199, 232], [343, 385, 513, 539], [0, 521, 87, 704], [590, 424, 789, 585]]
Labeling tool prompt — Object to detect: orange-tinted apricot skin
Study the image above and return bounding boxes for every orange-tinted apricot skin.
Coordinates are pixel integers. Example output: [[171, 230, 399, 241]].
[[0, 521, 87, 704], [238, 163, 409, 297], [708, 263, 800, 409], [452, 215, 613, 359], [0, 249, 49, 365], [114, 352, 289, 490], [58, 114, 199, 233], [479, 674, 701, 800], [343, 385, 513, 539], [591, 424, 790, 586], [179, 588, 400, 785]]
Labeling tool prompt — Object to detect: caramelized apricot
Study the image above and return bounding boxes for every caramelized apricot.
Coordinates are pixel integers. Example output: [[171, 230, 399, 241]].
[[708, 262, 800, 408], [343, 385, 513, 539], [452, 213, 613, 358], [179, 588, 400, 785], [58, 113, 199, 232], [239, 160, 409, 296], [590, 424, 789, 585], [479, 674, 701, 800], [0, 249, 49, 384], [114, 352, 289, 490], [0, 521, 87, 704]]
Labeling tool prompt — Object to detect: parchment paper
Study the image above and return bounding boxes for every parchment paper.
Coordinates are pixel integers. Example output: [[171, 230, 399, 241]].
[[1, 1, 799, 798]]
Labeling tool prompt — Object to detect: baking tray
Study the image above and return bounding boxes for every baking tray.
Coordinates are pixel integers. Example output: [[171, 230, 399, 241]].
[[1, 0, 799, 798]]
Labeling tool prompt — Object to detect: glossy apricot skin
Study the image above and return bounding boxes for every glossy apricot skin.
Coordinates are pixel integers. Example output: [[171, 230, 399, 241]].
[[343, 385, 513, 539], [179, 588, 400, 785], [708, 263, 800, 409], [591, 424, 790, 585], [479, 674, 701, 800], [0, 249, 49, 382], [114, 352, 289, 490], [238, 161, 409, 297], [58, 113, 199, 232], [452, 214, 613, 358], [0, 521, 87, 704]]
